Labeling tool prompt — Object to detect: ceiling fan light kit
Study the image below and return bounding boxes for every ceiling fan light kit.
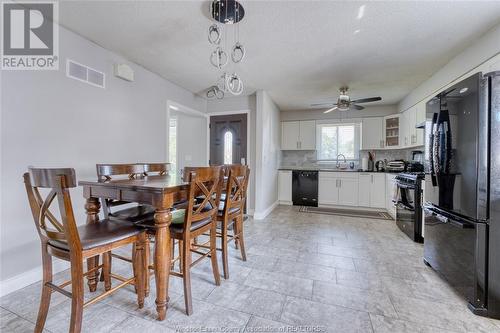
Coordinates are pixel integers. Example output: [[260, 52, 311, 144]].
[[206, 0, 246, 99], [312, 87, 382, 113]]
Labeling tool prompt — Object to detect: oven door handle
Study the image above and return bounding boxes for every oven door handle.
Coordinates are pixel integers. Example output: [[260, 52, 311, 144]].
[[396, 182, 416, 190], [393, 200, 414, 211]]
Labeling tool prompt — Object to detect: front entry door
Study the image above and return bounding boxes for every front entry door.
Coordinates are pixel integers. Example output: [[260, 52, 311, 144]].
[[210, 114, 247, 165]]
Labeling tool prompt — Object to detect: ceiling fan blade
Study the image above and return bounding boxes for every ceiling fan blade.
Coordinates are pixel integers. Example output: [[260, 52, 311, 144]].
[[323, 106, 338, 114], [352, 104, 365, 110], [311, 102, 335, 107], [351, 97, 382, 104]]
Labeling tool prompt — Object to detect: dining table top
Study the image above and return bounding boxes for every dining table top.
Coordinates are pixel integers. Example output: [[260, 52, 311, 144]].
[[78, 174, 189, 193]]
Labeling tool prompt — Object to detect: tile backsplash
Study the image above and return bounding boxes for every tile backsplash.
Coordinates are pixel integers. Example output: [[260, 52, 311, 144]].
[[281, 148, 423, 168]]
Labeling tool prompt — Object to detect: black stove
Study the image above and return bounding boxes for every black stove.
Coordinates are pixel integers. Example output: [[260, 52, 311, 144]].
[[394, 172, 424, 242]]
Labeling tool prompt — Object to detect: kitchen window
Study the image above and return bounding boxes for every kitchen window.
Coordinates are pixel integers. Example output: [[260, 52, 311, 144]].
[[316, 123, 360, 162]]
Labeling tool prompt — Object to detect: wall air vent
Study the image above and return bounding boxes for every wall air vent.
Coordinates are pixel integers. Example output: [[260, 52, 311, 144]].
[[66, 59, 105, 88]]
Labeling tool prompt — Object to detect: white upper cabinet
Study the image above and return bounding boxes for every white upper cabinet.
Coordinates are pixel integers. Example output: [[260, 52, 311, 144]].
[[281, 121, 300, 150], [281, 120, 316, 150], [415, 102, 426, 146], [361, 117, 384, 150], [299, 120, 316, 150]]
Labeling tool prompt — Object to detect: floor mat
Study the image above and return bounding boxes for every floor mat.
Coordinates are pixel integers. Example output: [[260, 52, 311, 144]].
[[299, 206, 393, 220]]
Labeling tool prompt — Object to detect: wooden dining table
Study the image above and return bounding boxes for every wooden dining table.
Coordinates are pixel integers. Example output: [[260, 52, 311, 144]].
[[79, 174, 189, 321]]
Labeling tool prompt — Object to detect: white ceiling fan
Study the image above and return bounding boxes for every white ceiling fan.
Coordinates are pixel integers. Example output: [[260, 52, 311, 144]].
[[311, 87, 382, 113]]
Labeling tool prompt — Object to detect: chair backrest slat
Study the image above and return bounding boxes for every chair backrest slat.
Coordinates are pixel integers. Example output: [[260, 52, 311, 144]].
[[222, 165, 250, 216], [182, 167, 221, 237], [96, 164, 145, 182], [142, 163, 170, 176], [24, 167, 81, 250]]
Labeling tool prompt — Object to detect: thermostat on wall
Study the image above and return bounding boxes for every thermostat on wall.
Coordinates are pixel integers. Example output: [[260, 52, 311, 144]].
[[114, 63, 134, 82]]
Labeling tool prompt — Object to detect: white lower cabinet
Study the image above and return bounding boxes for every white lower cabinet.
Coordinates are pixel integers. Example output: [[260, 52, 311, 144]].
[[318, 175, 339, 205], [386, 174, 397, 219], [319, 172, 358, 207], [358, 173, 386, 208], [278, 170, 292, 204]]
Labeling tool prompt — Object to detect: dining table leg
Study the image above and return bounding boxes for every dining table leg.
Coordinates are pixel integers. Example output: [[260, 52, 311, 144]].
[[153, 208, 172, 321], [84, 197, 101, 292]]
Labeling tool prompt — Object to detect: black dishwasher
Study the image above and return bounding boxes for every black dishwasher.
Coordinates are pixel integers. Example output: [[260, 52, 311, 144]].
[[292, 170, 318, 207]]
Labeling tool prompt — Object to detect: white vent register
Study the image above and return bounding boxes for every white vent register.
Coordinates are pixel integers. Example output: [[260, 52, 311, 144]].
[[66, 59, 105, 88]]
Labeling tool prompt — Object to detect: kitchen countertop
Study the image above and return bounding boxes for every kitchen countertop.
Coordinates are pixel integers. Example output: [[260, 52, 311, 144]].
[[278, 166, 398, 173]]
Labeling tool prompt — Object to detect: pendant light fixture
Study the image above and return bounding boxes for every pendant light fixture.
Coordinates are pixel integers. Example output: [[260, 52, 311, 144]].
[[206, 0, 246, 99]]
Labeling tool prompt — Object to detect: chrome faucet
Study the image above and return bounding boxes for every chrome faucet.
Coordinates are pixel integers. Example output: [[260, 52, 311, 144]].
[[336, 154, 346, 168]]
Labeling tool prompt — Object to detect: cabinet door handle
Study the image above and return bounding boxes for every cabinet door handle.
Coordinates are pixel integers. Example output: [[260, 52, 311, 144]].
[[296, 142, 299, 149], [299, 141, 302, 149]]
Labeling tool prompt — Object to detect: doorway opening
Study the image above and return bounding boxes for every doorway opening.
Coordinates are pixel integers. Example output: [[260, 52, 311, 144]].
[[209, 113, 248, 165]]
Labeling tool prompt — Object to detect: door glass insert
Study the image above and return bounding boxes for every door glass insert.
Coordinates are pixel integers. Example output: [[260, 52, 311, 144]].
[[224, 130, 233, 164]]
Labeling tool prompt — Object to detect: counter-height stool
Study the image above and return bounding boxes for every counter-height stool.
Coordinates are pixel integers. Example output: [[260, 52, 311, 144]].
[[24, 167, 147, 333], [216, 165, 250, 279], [137, 166, 222, 315]]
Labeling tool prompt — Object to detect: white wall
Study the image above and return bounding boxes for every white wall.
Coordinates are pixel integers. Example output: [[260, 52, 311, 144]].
[[254, 91, 281, 219], [206, 95, 257, 212], [399, 23, 500, 111], [0, 24, 206, 292], [281, 105, 398, 122]]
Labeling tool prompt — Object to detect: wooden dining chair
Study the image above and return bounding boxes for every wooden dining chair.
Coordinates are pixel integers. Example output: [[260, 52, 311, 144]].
[[96, 164, 155, 222], [215, 165, 250, 279], [24, 167, 147, 333], [137, 166, 222, 315]]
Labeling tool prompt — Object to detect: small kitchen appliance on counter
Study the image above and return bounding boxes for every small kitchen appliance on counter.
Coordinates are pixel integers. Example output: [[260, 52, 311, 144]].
[[385, 160, 406, 172]]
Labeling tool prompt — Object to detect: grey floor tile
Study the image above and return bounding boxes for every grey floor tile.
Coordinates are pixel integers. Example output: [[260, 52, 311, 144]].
[[335, 268, 386, 291], [280, 296, 373, 333], [271, 259, 336, 282], [0, 281, 68, 323], [108, 315, 176, 333], [354, 258, 424, 281], [369, 314, 458, 333], [244, 315, 300, 332], [0, 306, 41, 332], [206, 281, 286, 320], [161, 298, 250, 331], [243, 269, 313, 299], [43, 301, 130, 333], [312, 281, 397, 318], [390, 295, 500, 333], [296, 252, 356, 271]]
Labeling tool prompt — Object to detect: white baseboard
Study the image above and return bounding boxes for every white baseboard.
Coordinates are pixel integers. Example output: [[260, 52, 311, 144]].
[[253, 201, 279, 220], [278, 201, 292, 206], [0, 259, 69, 298], [247, 208, 255, 216]]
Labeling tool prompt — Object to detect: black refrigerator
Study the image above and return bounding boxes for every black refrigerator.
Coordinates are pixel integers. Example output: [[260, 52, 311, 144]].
[[423, 71, 500, 319]]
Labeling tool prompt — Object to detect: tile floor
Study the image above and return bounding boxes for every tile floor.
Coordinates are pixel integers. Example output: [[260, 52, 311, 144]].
[[2, 205, 500, 332]]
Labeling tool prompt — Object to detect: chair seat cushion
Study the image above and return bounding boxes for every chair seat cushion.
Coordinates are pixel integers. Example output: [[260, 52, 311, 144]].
[[170, 216, 213, 234], [110, 205, 155, 223], [48, 219, 143, 251], [217, 202, 241, 217]]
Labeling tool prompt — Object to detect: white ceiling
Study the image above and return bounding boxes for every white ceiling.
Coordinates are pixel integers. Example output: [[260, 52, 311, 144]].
[[58, 1, 500, 110]]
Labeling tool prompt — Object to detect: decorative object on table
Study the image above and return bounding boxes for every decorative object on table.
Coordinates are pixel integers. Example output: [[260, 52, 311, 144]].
[[310, 87, 382, 113], [206, 0, 246, 99]]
